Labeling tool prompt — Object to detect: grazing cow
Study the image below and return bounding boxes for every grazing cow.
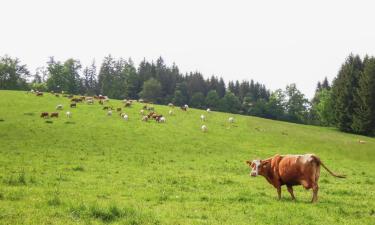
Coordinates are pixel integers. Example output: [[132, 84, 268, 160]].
[[200, 114, 206, 121], [36, 92, 43, 96], [246, 154, 346, 203], [40, 112, 49, 118], [207, 108, 211, 113], [201, 125, 208, 132], [124, 101, 131, 107], [66, 111, 72, 118], [228, 117, 234, 123], [107, 110, 112, 116], [56, 104, 63, 110], [103, 106, 109, 110], [157, 116, 166, 123], [140, 109, 145, 115], [116, 107, 122, 112], [180, 106, 187, 111], [184, 104, 189, 109], [70, 103, 77, 108], [168, 103, 174, 107], [168, 110, 173, 115], [123, 114, 129, 121], [50, 112, 59, 118], [141, 116, 149, 122]]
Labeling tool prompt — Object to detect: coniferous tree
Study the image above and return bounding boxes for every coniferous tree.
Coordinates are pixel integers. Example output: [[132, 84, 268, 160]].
[[352, 56, 375, 135], [331, 54, 363, 132]]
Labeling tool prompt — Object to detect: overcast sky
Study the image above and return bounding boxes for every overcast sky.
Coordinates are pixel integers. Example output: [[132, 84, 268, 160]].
[[1, 0, 375, 98]]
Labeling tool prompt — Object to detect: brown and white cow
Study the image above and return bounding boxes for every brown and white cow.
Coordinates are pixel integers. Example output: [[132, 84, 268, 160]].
[[246, 154, 345, 203]]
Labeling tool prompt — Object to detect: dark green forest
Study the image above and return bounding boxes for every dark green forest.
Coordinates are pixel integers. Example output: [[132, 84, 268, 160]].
[[0, 54, 374, 136]]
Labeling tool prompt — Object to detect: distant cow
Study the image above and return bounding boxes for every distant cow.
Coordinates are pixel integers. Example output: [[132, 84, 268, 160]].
[[40, 112, 49, 118], [107, 110, 112, 116], [56, 104, 63, 110], [70, 103, 77, 108], [123, 114, 129, 121], [50, 112, 59, 118], [147, 106, 154, 111], [207, 108, 211, 113], [168, 103, 174, 107], [201, 125, 208, 132], [66, 111, 72, 118], [124, 102, 131, 107], [55, 94, 60, 97], [141, 116, 149, 122], [157, 116, 166, 123], [246, 154, 346, 203], [87, 99, 94, 105], [200, 114, 205, 121], [36, 92, 43, 96], [116, 107, 122, 112], [180, 106, 187, 111], [228, 117, 234, 123], [103, 106, 109, 110], [140, 109, 145, 115]]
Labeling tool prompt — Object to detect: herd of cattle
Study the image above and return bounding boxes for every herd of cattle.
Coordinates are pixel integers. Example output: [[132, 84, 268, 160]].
[[30, 90, 235, 131], [27, 90, 349, 203]]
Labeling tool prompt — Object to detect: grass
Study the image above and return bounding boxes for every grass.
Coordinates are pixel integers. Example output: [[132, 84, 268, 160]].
[[0, 90, 374, 224]]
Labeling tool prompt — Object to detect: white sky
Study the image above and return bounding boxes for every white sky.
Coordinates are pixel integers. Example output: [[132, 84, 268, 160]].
[[1, 0, 375, 98]]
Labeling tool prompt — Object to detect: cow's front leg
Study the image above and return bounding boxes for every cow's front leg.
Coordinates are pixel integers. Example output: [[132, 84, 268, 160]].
[[287, 185, 296, 200], [276, 186, 281, 200]]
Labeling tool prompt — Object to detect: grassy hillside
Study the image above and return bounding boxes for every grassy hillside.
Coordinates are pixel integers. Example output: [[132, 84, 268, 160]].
[[0, 90, 374, 225]]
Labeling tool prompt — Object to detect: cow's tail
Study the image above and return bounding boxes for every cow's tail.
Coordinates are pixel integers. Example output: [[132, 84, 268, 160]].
[[312, 155, 346, 178]]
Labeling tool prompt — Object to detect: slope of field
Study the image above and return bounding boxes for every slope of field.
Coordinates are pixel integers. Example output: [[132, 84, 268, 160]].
[[0, 90, 374, 225]]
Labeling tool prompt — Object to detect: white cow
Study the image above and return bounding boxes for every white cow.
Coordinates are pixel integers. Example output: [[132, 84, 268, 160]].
[[207, 108, 211, 113], [107, 110, 112, 116], [159, 117, 166, 123], [184, 104, 189, 109], [228, 117, 234, 123], [200, 114, 206, 121], [66, 111, 71, 118], [201, 125, 208, 132], [56, 104, 63, 110], [123, 114, 129, 121]]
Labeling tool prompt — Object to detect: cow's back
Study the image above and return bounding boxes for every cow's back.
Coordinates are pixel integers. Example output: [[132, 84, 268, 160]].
[[277, 154, 318, 186]]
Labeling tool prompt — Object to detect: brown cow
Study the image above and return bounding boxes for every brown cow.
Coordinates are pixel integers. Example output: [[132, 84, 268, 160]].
[[50, 112, 59, 118], [116, 107, 122, 112], [36, 92, 43, 96], [180, 106, 187, 111], [246, 154, 345, 203], [40, 112, 49, 118], [70, 103, 77, 108]]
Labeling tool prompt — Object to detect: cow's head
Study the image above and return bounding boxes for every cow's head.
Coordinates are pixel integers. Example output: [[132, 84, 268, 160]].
[[246, 159, 270, 177]]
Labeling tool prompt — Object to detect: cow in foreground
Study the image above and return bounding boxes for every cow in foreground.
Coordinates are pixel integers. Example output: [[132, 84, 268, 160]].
[[246, 154, 345, 203]]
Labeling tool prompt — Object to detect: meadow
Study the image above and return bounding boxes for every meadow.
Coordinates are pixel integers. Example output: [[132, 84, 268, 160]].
[[0, 90, 374, 225]]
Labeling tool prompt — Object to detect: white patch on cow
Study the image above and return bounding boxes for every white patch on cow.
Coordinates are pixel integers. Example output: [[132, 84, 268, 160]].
[[251, 160, 261, 176]]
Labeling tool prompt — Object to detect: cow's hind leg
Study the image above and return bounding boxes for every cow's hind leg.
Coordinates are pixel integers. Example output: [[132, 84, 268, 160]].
[[311, 183, 319, 203], [287, 185, 296, 200]]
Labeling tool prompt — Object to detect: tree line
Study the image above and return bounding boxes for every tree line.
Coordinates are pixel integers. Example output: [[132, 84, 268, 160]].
[[0, 54, 374, 136]]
